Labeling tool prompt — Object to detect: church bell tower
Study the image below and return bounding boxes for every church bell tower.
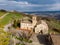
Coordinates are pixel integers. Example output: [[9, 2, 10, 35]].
[[32, 16, 37, 26]]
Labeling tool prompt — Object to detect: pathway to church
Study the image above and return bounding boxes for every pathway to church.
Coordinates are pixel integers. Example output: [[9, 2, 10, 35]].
[[0, 13, 9, 19], [26, 33, 47, 45], [0, 13, 9, 30]]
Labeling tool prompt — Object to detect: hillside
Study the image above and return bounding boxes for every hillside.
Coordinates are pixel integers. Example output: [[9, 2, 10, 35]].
[[0, 10, 60, 34], [0, 11, 23, 28], [0, 11, 7, 17]]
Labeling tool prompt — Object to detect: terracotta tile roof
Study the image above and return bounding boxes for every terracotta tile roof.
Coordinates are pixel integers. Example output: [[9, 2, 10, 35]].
[[16, 27, 32, 32]]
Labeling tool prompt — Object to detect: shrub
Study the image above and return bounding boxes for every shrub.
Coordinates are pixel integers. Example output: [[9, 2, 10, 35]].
[[28, 40, 32, 43]]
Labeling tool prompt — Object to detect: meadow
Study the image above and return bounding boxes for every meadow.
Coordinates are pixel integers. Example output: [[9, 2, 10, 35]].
[[0, 11, 6, 17], [0, 12, 23, 28]]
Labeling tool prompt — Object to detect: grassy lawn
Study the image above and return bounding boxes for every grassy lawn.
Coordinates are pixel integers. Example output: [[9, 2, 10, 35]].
[[0, 12, 6, 17], [0, 12, 23, 28], [50, 21, 60, 29]]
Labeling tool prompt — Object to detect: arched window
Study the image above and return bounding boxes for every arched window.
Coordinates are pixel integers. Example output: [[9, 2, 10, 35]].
[[39, 30, 43, 34]]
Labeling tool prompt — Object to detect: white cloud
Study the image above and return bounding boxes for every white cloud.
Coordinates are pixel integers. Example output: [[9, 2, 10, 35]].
[[0, 4, 7, 5], [0, 0, 30, 5], [0, 0, 7, 2], [18, 1, 29, 5], [49, 3, 60, 10], [0, 0, 60, 11], [9, 1, 30, 5], [47, 0, 60, 11]]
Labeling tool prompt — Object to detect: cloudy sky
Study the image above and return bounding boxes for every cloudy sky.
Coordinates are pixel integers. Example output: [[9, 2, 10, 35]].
[[0, 0, 60, 12]]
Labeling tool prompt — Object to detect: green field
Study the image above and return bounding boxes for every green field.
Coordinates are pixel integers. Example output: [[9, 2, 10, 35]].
[[47, 20, 60, 34], [0, 12, 6, 17], [49, 20, 60, 29], [0, 12, 23, 28]]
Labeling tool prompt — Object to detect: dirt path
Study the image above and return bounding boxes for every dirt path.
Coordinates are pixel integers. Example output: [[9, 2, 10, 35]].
[[0, 13, 9, 30], [0, 13, 9, 19], [4, 23, 12, 31]]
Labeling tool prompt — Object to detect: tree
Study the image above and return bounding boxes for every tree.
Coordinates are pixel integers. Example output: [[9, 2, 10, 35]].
[[0, 30, 11, 45], [0, 9, 7, 12]]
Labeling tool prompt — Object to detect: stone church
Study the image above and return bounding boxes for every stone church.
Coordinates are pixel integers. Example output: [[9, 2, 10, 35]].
[[20, 16, 48, 34]]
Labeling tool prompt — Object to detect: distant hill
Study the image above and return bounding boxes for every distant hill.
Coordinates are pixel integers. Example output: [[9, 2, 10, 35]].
[[0, 9, 60, 20], [0, 9, 7, 12], [23, 11, 60, 14], [23, 11, 60, 20]]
